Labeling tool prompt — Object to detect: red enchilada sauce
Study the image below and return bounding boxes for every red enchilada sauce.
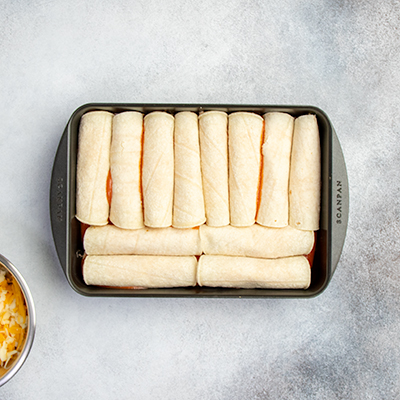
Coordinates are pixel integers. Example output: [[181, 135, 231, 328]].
[[255, 119, 265, 218], [305, 232, 317, 267], [106, 170, 112, 206]]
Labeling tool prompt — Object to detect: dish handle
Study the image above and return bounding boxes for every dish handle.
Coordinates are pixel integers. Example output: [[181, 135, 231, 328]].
[[330, 129, 349, 275], [49, 127, 69, 275]]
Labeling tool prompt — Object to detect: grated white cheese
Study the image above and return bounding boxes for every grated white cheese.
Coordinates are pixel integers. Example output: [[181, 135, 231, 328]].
[[0, 270, 27, 371]]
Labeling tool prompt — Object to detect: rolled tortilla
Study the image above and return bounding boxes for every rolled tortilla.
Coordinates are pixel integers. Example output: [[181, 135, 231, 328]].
[[83, 255, 197, 288], [228, 112, 264, 227], [142, 112, 175, 228], [76, 111, 113, 225], [197, 255, 311, 289], [198, 111, 229, 226], [84, 224, 201, 256], [173, 112, 206, 228], [109, 111, 144, 229], [256, 112, 294, 227], [200, 224, 314, 259], [289, 114, 321, 231]]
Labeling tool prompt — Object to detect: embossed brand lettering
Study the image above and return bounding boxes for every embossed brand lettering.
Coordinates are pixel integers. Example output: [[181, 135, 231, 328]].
[[336, 180, 342, 224], [56, 177, 64, 222]]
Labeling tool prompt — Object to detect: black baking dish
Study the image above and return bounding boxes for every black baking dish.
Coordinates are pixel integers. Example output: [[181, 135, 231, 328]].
[[50, 103, 349, 298]]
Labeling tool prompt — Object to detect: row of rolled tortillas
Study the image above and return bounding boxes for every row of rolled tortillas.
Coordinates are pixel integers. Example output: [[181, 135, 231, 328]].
[[82, 224, 314, 289], [83, 223, 314, 259], [83, 255, 311, 289], [76, 110, 320, 231]]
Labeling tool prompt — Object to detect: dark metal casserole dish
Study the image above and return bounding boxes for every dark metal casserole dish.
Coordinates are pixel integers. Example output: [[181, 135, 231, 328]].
[[50, 103, 348, 298]]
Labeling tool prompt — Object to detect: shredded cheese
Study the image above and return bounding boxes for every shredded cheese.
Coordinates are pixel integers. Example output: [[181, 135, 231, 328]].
[[0, 270, 27, 371]]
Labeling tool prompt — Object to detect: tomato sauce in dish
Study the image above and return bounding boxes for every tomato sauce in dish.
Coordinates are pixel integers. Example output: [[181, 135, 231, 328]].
[[305, 232, 317, 267], [255, 119, 265, 218], [106, 170, 112, 206]]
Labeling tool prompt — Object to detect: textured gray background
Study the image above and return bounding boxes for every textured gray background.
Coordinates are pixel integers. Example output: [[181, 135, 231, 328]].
[[1, 0, 399, 399]]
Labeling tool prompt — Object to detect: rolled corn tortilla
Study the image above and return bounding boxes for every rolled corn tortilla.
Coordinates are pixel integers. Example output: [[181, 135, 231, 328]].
[[83, 255, 198, 288], [228, 112, 264, 227], [198, 111, 229, 226], [142, 112, 175, 228], [173, 112, 206, 228], [76, 111, 113, 225], [197, 255, 311, 289], [109, 111, 144, 229], [289, 114, 321, 231], [256, 112, 294, 227], [200, 224, 314, 259], [84, 224, 202, 256]]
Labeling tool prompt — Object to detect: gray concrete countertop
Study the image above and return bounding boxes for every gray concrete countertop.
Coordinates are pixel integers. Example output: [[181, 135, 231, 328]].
[[1, 1, 399, 399]]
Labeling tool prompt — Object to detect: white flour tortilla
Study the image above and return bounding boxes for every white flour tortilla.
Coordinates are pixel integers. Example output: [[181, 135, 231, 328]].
[[289, 114, 321, 231], [198, 111, 230, 226], [228, 112, 264, 227], [83, 255, 197, 288], [173, 112, 206, 228], [142, 112, 175, 228], [200, 224, 314, 259], [109, 111, 144, 229], [84, 224, 201, 256], [76, 111, 113, 225], [256, 112, 294, 227], [197, 255, 311, 289]]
